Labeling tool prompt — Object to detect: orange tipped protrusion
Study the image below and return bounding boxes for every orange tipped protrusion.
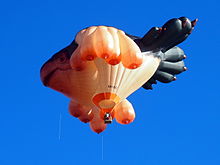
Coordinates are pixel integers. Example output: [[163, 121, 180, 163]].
[[101, 54, 109, 59], [85, 55, 95, 61], [123, 53, 143, 69], [118, 30, 143, 69], [70, 48, 86, 71], [114, 99, 135, 125], [69, 109, 82, 118], [80, 26, 97, 61], [94, 26, 114, 59], [128, 63, 141, 69], [122, 119, 130, 124], [90, 116, 107, 134], [69, 100, 94, 123], [105, 27, 121, 65], [107, 58, 121, 65], [68, 100, 84, 118], [78, 110, 94, 123]]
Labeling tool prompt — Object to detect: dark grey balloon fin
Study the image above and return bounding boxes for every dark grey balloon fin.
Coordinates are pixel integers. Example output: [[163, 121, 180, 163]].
[[136, 17, 197, 53], [142, 47, 186, 90], [162, 46, 186, 62], [141, 27, 161, 46]]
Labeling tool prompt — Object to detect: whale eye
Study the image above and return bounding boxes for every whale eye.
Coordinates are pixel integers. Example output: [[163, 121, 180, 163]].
[[58, 52, 68, 63]]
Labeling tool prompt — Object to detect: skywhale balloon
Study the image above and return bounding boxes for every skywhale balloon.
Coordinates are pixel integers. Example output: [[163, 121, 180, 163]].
[[40, 17, 197, 133]]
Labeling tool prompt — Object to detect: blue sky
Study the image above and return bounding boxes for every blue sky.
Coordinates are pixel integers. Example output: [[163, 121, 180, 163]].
[[1, 0, 220, 164]]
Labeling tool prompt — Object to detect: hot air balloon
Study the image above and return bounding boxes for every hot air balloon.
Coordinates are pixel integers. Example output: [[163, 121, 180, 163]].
[[40, 17, 197, 133]]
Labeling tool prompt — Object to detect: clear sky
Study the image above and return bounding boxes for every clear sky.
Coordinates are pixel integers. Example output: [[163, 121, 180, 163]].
[[1, 0, 220, 164]]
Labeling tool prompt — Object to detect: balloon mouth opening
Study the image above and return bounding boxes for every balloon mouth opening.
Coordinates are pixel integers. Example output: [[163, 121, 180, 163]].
[[99, 100, 116, 109], [92, 92, 121, 111]]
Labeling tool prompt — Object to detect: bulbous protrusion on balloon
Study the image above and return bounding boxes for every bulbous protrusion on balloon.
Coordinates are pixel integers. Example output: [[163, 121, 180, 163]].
[[105, 27, 121, 65], [114, 99, 135, 124], [118, 30, 143, 69], [75, 29, 86, 44], [71, 48, 87, 71], [71, 29, 89, 70], [90, 110, 107, 134], [93, 26, 114, 59], [69, 100, 94, 123], [78, 109, 94, 123], [80, 26, 97, 61], [68, 100, 84, 118], [90, 119, 106, 134]]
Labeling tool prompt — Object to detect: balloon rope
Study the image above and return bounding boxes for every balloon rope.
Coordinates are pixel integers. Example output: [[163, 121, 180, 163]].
[[102, 135, 104, 160], [58, 113, 62, 141]]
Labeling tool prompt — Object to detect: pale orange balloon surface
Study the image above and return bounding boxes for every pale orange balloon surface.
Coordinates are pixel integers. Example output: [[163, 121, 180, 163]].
[[89, 110, 107, 134], [78, 109, 94, 123], [114, 99, 135, 124], [69, 100, 86, 118]]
